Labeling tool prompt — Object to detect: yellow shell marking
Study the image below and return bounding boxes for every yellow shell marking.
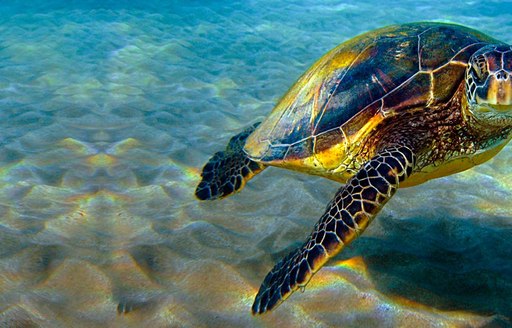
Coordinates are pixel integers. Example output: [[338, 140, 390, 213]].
[[314, 139, 347, 170]]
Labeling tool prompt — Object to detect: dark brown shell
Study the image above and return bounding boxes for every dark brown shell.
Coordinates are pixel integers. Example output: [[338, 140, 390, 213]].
[[244, 22, 502, 164]]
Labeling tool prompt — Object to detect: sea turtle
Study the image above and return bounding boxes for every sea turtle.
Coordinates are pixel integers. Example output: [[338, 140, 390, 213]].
[[195, 22, 512, 314]]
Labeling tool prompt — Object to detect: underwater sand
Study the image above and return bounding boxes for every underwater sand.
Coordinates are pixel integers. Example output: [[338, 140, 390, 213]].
[[0, 1, 511, 327]]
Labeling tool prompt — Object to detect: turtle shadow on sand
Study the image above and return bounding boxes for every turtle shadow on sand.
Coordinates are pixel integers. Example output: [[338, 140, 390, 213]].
[[341, 212, 512, 321]]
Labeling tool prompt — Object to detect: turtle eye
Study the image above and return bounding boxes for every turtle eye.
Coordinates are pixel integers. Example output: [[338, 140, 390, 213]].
[[470, 54, 488, 82]]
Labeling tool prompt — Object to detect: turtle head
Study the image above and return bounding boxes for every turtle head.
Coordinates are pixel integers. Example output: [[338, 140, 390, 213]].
[[465, 44, 512, 127]]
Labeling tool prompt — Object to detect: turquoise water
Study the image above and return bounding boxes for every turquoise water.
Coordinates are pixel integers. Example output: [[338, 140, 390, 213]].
[[0, 1, 511, 327]]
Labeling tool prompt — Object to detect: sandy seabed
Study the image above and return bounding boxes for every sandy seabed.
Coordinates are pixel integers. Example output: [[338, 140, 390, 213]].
[[0, 1, 511, 327]]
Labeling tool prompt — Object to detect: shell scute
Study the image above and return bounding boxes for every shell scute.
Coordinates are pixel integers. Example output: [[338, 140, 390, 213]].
[[315, 129, 345, 154], [432, 63, 466, 103], [382, 72, 431, 113], [285, 138, 314, 161], [341, 100, 382, 138]]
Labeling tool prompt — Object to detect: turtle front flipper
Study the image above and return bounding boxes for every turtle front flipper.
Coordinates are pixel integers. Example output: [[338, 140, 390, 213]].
[[252, 145, 416, 314], [195, 123, 266, 200]]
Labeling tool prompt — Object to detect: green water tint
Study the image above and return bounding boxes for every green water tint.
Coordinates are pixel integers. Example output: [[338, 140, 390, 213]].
[[0, 1, 510, 327]]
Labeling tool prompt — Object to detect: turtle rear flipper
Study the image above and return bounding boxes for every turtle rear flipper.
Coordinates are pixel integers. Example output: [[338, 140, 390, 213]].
[[195, 124, 266, 200], [252, 145, 416, 314]]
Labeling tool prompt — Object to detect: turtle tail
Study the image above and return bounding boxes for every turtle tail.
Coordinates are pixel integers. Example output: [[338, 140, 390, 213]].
[[195, 123, 266, 200]]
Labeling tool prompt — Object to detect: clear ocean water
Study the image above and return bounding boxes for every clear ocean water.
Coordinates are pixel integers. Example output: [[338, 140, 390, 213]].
[[0, 1, 511, 327]]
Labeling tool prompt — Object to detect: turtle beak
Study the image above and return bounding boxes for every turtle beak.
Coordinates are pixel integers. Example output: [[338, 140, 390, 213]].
[[487, 70, 512, 105], [476, 71, 512, 112]]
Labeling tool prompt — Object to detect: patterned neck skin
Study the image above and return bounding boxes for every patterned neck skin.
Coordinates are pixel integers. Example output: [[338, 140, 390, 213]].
[[462, 92, 512, 144]]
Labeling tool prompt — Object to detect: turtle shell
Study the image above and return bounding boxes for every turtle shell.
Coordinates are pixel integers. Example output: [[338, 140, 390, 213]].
[[244, 22, 502, 171]]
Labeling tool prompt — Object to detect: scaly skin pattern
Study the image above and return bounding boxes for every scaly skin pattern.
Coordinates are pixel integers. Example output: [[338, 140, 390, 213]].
[[252, 145, 415, 314], [195, 123, 266, 200]]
